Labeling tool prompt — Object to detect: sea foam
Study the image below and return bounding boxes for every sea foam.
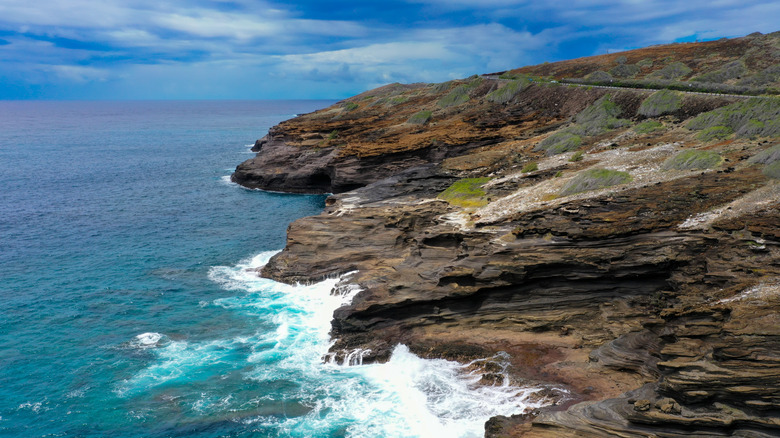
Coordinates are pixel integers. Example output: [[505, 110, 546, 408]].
[[119, 251, 547, 437]]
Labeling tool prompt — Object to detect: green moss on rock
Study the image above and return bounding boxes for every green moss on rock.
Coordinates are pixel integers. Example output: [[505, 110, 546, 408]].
[[438, 177, 491, 208]]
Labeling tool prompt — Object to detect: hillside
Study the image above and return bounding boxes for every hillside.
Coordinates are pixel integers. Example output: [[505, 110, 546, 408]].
[[512, 31, 780, 95], [232, 32, 780, 437]]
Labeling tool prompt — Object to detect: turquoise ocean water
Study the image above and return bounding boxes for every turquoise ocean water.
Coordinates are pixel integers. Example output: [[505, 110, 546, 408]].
[[0, 101, 543, 438]]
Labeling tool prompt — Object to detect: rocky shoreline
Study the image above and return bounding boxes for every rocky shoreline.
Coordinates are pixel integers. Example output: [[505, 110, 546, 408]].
[[233, 34, 780, 437]]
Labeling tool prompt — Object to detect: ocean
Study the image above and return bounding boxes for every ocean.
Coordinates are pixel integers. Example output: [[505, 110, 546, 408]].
[[0, 100, 543, 438]]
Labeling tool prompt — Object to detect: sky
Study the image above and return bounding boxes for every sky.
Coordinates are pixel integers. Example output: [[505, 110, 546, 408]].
[[0, 0, 778, 100]]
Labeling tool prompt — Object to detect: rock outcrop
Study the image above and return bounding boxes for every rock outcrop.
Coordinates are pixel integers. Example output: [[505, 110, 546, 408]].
[[233, 33, 780, 437]]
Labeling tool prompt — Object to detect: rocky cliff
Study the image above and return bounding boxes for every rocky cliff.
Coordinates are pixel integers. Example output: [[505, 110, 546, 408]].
[[233, 32, 780, 437]]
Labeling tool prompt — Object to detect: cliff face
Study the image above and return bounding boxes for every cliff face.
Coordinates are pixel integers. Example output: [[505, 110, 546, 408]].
[[233, 33, 780, 437]]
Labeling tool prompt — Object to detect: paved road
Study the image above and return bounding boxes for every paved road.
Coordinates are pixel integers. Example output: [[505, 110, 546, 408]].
[[480, 74, 777, 100]]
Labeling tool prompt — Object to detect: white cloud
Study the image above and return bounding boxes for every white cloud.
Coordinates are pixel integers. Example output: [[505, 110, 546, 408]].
[[152, 12, 282, 40], [48, 65, 110, 82]]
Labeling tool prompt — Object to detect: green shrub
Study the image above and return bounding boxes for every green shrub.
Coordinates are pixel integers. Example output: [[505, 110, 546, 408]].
[[498, 72, 532, 80], [521, 162, 538, 173], [407, 110, 432, 125], [486, 79, 528, 104], [438, 84, 471, 108], [609, 63, 640, 78], [763, 161, 780, 179], [560, 168, 632, 196], [638, 89, 682, 117], [738, 119, 766, 138], [615, 55, 628, 65], [697, 126, 734, 142], [651, 61, 692, 80], [738, 64, 780, 87], [327, 130, 339, 140], [432, 80, 454, 93], [637, 58, 653, 68], [687, 98, 780, 138], [570, 95, 629, 136], [438, 177, 491, 208], [662, 149, 723, 170], [389, 96, 409, 104], [634, 120, 664, 134], [569, 150, 584, 162], [343, 102, 359, 111], [748, 143, 780, 164], [693, 61, 747, 84], [534, 132, 582, 155], [466, 75, 484, 88], [586, 70, 613, 82]]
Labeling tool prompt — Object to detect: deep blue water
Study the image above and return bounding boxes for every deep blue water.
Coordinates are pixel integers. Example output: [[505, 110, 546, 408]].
[[0, 101, 543, 438]]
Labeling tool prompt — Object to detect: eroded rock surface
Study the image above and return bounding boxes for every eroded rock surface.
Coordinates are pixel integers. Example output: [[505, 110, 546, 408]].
[[233, 34, 780, 437]]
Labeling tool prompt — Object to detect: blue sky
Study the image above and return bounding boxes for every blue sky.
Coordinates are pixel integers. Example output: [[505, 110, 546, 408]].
[[0, 0, 778, 100]]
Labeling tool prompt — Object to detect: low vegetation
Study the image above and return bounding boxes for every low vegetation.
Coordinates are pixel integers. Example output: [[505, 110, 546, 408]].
[[637, 58, 653, 68], [662, 149, 723, 170], [693, 60, 747, 84], [748, 143, 780, 164], [697, 126, 734, 142], [407, 110, 432, 125], [560, 168, 632, 196], [749, 143, 780, 178], [438, 177, 491, 208], [534, 95, 630, 156], [432, 80, 454, 94], [585, 71, 613, 82], [651, 61, 692, 80], [687, 98, 780, 139], [486, 79, 528, 104], [763, 161, 780, 179], [634, 120, 664, 134], [609, 63, 640, 78], [438, 85, 471, 108], [565, 77, 776, 96], [569, 150, 584, 162], [534, 132, 582, 155], [638, 90, 682, 117], [343, 102, 359, 111], [738, 64, 780, 87], [569, 95, 629, 136], [436, 76, 484, 109], [521, 162, 538, 173]]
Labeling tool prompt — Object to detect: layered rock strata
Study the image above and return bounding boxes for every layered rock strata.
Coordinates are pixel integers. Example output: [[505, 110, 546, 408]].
[[233, 34, 780, 437]]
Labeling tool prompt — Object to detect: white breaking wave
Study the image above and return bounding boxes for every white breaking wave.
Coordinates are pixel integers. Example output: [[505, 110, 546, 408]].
[[120, 251, 549, 437], [130, 332, 166, 349], [219, 175, 237, 186]]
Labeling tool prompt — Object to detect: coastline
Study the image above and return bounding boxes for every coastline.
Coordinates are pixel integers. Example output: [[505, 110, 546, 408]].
[[234, 62, 780, 435]]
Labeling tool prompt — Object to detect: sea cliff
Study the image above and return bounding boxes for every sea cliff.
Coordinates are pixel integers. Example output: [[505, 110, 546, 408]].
[[233, 32, 780, 436]]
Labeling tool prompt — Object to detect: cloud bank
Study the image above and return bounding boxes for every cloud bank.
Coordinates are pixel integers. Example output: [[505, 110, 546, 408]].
[[0, 0, 777, 99]]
